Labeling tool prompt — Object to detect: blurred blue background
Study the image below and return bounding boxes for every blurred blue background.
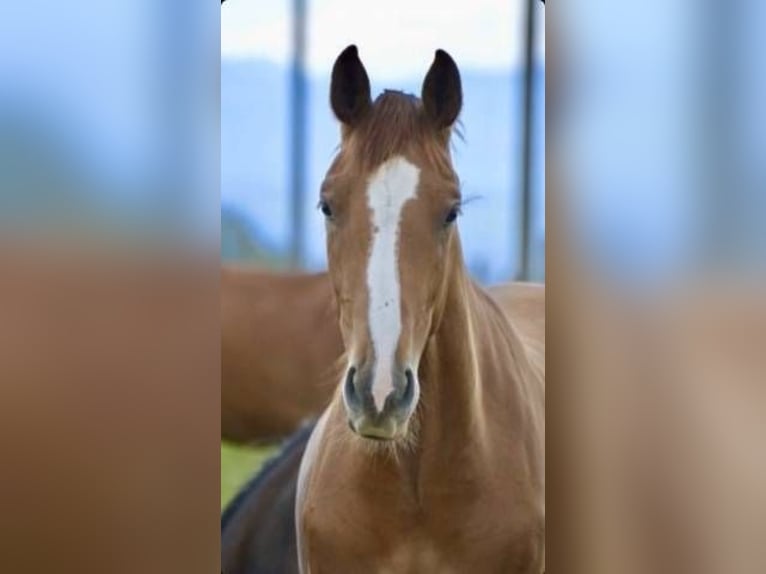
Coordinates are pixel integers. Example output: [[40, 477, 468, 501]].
[[558, 0, 766, 282], [0, 0, 219, 245], [220, 0, 546, 283]]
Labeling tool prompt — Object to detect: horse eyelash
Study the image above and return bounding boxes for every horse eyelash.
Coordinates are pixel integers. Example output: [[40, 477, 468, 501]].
[[459, 194, 483, 209]]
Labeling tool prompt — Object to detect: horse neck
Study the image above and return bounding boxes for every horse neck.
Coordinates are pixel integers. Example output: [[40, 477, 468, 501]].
[[417, 248, 535, 463]]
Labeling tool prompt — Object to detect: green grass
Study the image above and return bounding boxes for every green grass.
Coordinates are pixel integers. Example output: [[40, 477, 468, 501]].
[[221, 441, 277, 509]]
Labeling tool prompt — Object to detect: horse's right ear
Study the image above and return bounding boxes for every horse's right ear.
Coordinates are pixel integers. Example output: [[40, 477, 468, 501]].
[[330, 45, 372, 128]]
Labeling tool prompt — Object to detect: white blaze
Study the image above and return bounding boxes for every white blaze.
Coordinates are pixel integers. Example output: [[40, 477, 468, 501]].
[[366, 157, 420, 412]]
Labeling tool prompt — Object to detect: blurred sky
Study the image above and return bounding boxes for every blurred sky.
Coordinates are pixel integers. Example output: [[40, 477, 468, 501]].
[[221, 0, 545, 78]]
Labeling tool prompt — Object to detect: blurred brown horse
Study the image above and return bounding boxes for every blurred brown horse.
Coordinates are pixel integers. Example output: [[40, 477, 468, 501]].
[[221, 266, 343, 443], [222, 266, 542, 445]]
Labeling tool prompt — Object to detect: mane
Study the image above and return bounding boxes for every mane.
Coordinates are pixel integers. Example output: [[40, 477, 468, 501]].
[[220, 421, 316, 530], [342, 90, 460, 187]]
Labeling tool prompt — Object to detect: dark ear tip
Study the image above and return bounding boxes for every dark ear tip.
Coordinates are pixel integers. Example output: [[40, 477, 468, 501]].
[[339, 45, 359, 60], [434, 49, 457, 66]]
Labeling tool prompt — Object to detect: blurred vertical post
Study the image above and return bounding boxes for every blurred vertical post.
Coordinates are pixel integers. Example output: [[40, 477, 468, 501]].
[[158, 0, 200, 231], [289, 0, 308, 269], [698, 0, 761, 269], [517, 0, 537, 280]]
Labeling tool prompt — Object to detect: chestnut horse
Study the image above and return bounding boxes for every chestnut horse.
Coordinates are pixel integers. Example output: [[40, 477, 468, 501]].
[[221, 265, 541, 444], [294, 46, 545, 572]]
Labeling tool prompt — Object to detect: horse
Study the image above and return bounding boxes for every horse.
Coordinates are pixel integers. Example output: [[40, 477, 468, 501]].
[[293, 46, 545, 572], [221, 422, 315, 574], [221, 265, 541, 445], [221, 266, 343, 442]]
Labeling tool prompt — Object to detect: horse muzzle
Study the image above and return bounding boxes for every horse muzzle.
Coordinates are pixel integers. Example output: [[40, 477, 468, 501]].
[[342, 364, 418, 441]]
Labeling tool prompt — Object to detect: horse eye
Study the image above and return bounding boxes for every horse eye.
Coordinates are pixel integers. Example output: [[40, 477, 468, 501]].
[[444, 205, 461, 226], [318, 200, 333, 218]]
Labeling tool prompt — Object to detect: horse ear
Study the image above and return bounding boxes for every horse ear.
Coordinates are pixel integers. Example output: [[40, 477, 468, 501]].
[[330, 45, 372, 127], [421, 49, 462, 129]]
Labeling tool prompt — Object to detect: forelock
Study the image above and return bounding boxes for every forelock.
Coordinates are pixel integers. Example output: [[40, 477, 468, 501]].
[[338, 91, 458, 186]]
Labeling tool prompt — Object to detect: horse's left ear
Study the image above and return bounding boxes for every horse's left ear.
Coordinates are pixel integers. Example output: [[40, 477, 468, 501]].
[[421, 49, 462, 129]]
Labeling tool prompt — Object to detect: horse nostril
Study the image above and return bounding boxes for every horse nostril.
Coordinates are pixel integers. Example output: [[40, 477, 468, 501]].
[[402, 368, 415, 405], [382, 368, 416, 416], [344, 366, 359, 407]]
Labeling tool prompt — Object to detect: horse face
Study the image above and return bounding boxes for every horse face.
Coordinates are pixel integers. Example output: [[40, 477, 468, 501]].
[[320, 46, 463, 442]]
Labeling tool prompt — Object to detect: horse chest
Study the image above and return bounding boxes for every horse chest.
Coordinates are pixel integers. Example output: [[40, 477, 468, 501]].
[[303, 514, 465, 574], [302, 479, 542, 574], [378, 538, 459, 574]]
